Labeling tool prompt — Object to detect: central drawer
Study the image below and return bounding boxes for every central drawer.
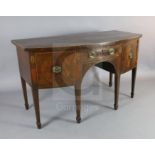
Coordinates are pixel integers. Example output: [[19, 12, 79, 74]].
[[35, 50, 77, 88], [81, 44, 122, 63]]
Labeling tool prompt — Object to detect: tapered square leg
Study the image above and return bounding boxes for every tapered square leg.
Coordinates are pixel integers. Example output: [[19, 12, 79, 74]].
[[131, 67, 137, 98], [75, 83, 81, 123], [109, 72, 113, 87], [31, 87, 41, 129], [114, 74, 120, 110], [20, 77, 29, 110]]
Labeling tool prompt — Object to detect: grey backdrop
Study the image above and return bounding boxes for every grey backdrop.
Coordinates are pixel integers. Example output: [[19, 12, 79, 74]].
[[0, 17, 155, 138]]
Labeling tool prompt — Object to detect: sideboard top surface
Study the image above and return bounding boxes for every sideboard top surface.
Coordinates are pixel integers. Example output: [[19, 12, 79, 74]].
[[12, 30, 142, 51]]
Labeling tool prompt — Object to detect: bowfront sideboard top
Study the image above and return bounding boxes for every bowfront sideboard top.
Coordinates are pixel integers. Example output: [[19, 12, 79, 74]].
[[12, 31, 142, 129], [12, 30, 142, 49]]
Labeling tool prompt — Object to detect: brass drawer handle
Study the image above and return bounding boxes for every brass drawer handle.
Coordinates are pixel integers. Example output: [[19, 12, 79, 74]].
[[52, 66, 62, 73], [89, 51, 96, 59], [89, 48, 115, 58], [108, 48, 115, 55], [129, 52, 133, 59]]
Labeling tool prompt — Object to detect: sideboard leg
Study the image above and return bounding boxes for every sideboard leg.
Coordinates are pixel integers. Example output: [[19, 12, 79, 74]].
[[131, 67, 137, 98], [75, 83, 81, 123], [114, 74, 120, 110], [21, 77, 29, 110], [109, 72, 113, 87], [31, 87, 41, 129]]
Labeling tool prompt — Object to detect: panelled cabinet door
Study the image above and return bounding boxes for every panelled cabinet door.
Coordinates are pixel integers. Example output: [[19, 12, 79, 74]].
[[34, 50, 77, 88], [121, 39, 138, 73]]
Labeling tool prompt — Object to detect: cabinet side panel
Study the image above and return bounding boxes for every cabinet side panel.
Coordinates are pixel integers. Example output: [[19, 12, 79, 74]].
[[16, 47, 32, 85]]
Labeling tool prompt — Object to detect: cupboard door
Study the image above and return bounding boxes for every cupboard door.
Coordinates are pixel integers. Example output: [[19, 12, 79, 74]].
[[35, 51, 77, 88], [121, 40, 138, 73]]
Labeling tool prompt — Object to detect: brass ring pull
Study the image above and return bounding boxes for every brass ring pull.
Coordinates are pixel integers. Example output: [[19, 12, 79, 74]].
[[108, 48, 115, 55], [52, 66, 62, 73], [129, 52, 133, 59], [89, 51, 96, 59]]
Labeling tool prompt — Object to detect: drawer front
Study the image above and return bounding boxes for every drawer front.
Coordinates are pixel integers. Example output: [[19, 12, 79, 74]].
[[81, 44, 122, 63], [121, 39, 138, 73], [35, 51, 77, 88]]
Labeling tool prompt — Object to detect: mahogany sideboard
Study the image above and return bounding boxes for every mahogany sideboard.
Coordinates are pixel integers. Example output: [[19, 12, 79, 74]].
[[12, 31, 142, 129]]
